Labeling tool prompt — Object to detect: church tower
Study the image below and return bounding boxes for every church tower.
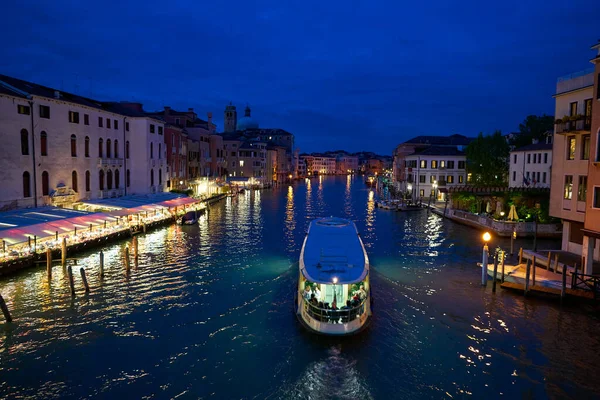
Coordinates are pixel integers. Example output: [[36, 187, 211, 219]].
[[224, 103, 237, 133]]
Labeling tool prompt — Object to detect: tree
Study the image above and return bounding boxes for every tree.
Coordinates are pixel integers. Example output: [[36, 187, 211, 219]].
[[465, 131, 509, 186], [512, 114, 554, 148]]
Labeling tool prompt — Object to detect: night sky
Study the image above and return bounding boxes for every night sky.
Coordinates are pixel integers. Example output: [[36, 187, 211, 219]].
[[2, 0, 599, 154]]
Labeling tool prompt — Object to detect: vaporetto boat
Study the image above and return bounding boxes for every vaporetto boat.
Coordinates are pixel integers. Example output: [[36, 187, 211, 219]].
[[296, 217, 372, 335]]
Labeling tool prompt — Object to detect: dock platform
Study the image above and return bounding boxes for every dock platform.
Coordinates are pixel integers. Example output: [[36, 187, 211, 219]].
[[500, 281, 595, 300]]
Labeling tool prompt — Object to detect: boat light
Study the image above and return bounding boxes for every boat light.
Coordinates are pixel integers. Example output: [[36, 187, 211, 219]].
[[332, 277, 338, 284]]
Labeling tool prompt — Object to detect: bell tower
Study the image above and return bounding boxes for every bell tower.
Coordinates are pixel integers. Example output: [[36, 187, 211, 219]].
[[224, 102, 237, 133]]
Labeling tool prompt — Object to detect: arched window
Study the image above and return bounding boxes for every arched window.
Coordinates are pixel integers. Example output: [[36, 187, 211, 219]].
[[42, 171, 49, 196], [126, 141, 130, 159], [23, 171, 31, 197], [21, 129, 29, 155], [85, 170, 90, 192], [150, 169, 154, 186], [114, 139, 119, 158], [150, 142, 154, 159], [159, 143, 162, 159], [107, 169, 113, 190], [71, 134, 77, 157], [159, 168, 162, 185], [127, 169, 130, 187], [115, 169, 120, 188], [99, 170, 105, 190], [40, 131, 48, 156], [99, 138, 103, 157], [84, 136, 90, 157], [72, 171, 78, 193], [106, 139, 112, 158]]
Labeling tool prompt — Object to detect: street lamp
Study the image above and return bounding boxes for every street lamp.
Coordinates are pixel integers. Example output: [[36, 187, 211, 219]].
[[482, 232, 491, 286]]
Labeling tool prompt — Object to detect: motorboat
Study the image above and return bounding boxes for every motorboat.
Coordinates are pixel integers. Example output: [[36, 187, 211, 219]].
[[296, 217, 372, 335], [177, 210, 200, 225]]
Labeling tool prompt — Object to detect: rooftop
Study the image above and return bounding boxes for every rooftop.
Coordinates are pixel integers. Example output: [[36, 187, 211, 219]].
[[403, 134, 472, 146], [301, 217, 368, 284], [512, 143, 553, 152], [555, 68, 594, 95], [411, 146, 465, 156]]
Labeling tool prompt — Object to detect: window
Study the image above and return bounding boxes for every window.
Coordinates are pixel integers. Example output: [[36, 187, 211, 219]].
[[150, 124, 155, 133], [459, 175, 464, 183], [431, 160, 438, 169], [447, 175, 454, 183], [85, 170, 90, 192], [536, 172, 540, 183], [419, 189, 425, 197], [544, 153, 548, 164], [458, 161, 465, 169], [70, 135, 77, 157], [567, 136, 576, 160], [106, 139, 111, 158], [594, 187, 600, 208], [564, 175, 573, 199], [40, 131, 48, 156], [107, 170, 113, 190], [175, 118, 180, 126], [106, 119, 111, 129], [420, 160, 427, 168], [240, 160, 245, 167], [42, 171, 49, 196], [440, 160, 446, 168], [159, 169, 162, 185], [69, 111, 79, 123], [39, 105, 50, 119], [527, 154, 531, 164], [115, 169, 120, 188], [231, 151, 236, 156], [98, 117, 103, 127], [578, 176, 587, 201], [84, 114, 89, 125], [150, 169, 154, 186], [543, 172, 547, 183], [126, 141, 130, 159], [21, 129, 29, 155], [72, 171, 78, 193], [127, 169, 130, 187], [23, 171, 31, 197], [125, 122, 129, 131], [99, 170, 105, 190], [18, 105, 30, 115], [430, 175, 436, 183], [447, 161, 454, 169], [419, 175, 426, 183], [513, 171, 516, 181], [84, 136, 90, 157], [114, 140, 118, 158], [533, 153, 537, 164], [538, 153, 541, 163], [150, 142, 154, 158], [158, 126, 163, 135], [513, 154, 517, 164], [159, 143, 161, 159], [99, 138, 103, 157], [114, 120, 118, 130], [582, 135, 590, 160]]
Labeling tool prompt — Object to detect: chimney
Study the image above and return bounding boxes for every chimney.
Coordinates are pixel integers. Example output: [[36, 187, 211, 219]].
[[164, 106, 171, 116], [54, 90, 61, 99]]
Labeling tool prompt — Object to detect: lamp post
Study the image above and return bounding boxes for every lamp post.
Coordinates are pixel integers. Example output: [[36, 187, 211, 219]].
[[482, 232, 491, 286], [432, 180, 438, 202]]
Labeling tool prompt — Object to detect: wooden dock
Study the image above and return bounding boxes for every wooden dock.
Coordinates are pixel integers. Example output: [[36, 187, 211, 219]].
[[500, 281, 595, 300]]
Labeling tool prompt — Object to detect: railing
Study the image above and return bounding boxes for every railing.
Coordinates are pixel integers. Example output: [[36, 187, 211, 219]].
[[556, 119, 592, 133], [99, 188, 124, 198], [572, 271, 600, 299], [301, 295, 367, 324], [98, 158, 124, 167]]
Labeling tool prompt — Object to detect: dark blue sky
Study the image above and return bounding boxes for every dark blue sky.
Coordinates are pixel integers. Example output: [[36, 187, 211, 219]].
[[1, 0, 599, 154]]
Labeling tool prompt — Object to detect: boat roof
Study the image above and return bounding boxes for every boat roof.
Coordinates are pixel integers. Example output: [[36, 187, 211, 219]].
[[300, 217, 368, 284]]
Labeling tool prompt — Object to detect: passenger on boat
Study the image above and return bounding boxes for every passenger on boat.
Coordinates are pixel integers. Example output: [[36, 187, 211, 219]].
[[310, 294, 318, 306], [303, 286, 312, 300], [357, 285, 367, 300], [312, 285, 321, 300]]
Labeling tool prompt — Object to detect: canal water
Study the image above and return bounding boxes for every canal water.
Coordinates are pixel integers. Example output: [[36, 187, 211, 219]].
[[1, 176, 600, 399]]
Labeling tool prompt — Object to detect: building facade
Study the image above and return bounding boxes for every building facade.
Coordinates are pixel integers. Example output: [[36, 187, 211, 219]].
[[509, 142, 553, 188]]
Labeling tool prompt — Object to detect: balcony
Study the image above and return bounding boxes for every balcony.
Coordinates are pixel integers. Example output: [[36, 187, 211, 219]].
[[99, 188, 124, 198], [556, 118, 592, 134], [98, 157, 124, 168]]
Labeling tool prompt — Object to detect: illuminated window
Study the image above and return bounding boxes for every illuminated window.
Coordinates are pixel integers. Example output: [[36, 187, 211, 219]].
[[18, 104, 30, 115], [420, 160, 427, 168], [564, 175, 573, 199], [459, 175, 464, 183], [582, 135, 590, 160], [567, 136, 576, 160], [431, 160, 438, 169], [577, 176, 587, 201], [240, 160, 245, 167]]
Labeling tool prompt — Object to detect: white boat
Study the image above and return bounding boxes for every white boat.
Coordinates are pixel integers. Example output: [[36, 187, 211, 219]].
[[296, 217, 372, 335]]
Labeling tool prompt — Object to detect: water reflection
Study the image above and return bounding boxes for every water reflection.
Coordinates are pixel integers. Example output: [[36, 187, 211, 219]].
[[344, 175, 353, 218], [285, 185, 296, 252], [364, 190, 376, 241]]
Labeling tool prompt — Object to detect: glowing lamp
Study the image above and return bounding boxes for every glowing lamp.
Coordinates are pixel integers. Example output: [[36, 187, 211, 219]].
[[482, 232, 491, 243], [332, 277, 338, 284]]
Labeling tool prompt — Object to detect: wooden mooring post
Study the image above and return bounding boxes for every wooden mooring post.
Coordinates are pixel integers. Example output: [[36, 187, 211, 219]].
[[524, 259, 531, 295], [546, 252, 552, 271], [532, 256, 536, 286], [99, 250, 104, 277], [518, 247, 523, 265], [492, 253, 498, 293], [67, 266, 75, 296], [61, 237, 67, 267], [501, 251, 506, 283], [561, 264, 567, 303], [80, 268, 90, 292], [46, 248, 52, 278], [0, 294, 12, 322], [133, 236, 138, 260], [554, 254, 559, 274], [125, 246, 131, 270]]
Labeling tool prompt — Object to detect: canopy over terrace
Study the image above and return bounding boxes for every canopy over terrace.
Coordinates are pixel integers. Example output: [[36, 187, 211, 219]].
[[0, 207, 114, 245], [77, 193, 201, 217]]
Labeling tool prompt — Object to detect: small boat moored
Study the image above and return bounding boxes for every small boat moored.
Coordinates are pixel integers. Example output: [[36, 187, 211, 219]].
[[296, 217, 372, 335]]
